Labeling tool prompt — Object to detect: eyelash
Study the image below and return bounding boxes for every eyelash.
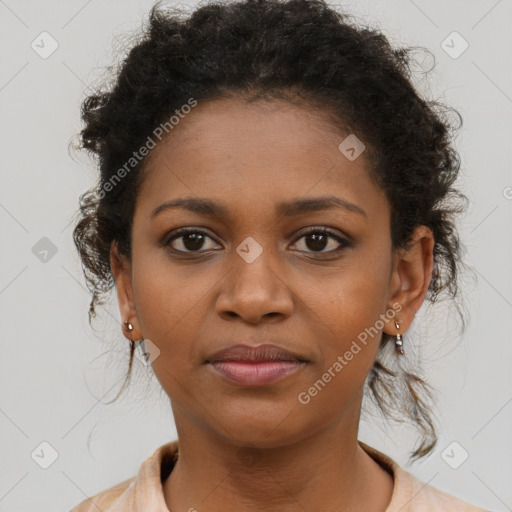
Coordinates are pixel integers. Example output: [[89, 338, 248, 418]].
[[163, 226, 351, 256]]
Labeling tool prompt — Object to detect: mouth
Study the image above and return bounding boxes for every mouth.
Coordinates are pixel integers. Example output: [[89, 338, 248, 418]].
[[205, 344, 308, 387]]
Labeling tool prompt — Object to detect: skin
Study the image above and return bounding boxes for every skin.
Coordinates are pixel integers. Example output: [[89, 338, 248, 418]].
[[111, 96, 434, 512]]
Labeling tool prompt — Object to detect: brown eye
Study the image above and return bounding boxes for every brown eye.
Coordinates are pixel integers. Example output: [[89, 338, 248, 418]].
[[165, 228, 220, 253], [292, 228, 350, 254]]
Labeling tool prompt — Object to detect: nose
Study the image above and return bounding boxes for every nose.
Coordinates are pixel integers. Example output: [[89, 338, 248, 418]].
[[215, 243, 294, 324]]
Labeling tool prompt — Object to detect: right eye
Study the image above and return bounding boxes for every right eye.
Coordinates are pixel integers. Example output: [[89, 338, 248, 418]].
[[164, 228, 222, 253]]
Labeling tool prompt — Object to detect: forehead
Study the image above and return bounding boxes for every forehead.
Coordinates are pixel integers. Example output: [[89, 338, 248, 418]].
[[146, 96, 352, 169], [137, 97, 387, 221]]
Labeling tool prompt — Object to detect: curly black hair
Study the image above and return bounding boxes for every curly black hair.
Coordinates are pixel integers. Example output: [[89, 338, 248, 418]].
[[72, 0, 469, 462]]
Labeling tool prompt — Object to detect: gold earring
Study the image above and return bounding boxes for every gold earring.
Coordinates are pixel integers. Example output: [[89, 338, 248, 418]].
[[394, 319, 404, 355]]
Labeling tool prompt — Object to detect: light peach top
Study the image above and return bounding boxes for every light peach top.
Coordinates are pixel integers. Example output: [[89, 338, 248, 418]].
[[70, 440, 491, 511]]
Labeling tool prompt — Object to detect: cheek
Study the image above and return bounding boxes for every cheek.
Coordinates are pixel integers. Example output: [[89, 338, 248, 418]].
[[130, 250, 203, 364], [298, 303, 383, 421], [316, 255, 390, 343], [306, 251, 391, 386], [130, 245, 235, 397], [131, 238, 214, 331]]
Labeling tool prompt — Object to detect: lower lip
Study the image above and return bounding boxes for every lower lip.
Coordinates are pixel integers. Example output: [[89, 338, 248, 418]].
[[209, 361, 305, 386]]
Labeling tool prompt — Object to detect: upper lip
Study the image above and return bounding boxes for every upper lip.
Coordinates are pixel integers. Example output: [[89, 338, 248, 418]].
[[206, 344, 307, 363]]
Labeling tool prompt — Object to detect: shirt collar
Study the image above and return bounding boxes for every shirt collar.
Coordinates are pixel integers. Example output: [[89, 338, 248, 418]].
[[98, 439, 421, 512]]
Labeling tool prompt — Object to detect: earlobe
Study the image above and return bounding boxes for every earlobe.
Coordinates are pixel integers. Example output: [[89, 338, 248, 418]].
[[110, 241, 142, 341]]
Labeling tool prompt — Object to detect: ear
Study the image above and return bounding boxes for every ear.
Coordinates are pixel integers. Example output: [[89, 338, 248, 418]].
[[384, 225, 434, 336], [110, 241, 143, 341]]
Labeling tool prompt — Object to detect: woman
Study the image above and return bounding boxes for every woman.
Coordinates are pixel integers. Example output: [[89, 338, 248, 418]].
[[70, 0, 490, 510]]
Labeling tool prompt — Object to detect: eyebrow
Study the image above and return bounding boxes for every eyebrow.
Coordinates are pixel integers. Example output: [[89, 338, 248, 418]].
[[150, 195, 367, 221]]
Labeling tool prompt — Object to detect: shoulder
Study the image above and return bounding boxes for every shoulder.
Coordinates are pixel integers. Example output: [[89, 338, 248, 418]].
[[69, 477, 136, 512], [407, 478, 491, 511], [69, 440, 179, 512], [358, 441, 491, 512]]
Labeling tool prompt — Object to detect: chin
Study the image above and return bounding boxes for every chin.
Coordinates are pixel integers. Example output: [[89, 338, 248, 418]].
[[217, 412, 312, 450]]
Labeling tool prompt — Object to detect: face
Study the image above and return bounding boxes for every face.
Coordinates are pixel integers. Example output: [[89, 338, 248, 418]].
[[112, 96, 433, 449]]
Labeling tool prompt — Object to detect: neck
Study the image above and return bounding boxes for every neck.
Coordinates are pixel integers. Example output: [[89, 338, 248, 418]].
[[163, 411, 393, 512]]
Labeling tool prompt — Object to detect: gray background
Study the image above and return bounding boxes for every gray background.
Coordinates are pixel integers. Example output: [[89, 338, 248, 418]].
[[0, 0, 511, 511]]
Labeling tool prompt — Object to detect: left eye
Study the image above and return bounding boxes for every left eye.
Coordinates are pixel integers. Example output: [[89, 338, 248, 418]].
[[291, 228, 349, 253]]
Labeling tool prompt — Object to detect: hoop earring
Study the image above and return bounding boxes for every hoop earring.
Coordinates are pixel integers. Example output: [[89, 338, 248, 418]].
[[394, 319, 404, 355]]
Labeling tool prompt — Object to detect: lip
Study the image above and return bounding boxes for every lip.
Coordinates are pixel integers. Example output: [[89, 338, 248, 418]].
[[206, 344, 307, 387], [210, 360, 305, 386], [207, 343, 305, 363]]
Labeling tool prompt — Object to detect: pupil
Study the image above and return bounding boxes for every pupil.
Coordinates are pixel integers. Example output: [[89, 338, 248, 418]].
[[184, 233, 204, 251], [307, 233, 327, 251]]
